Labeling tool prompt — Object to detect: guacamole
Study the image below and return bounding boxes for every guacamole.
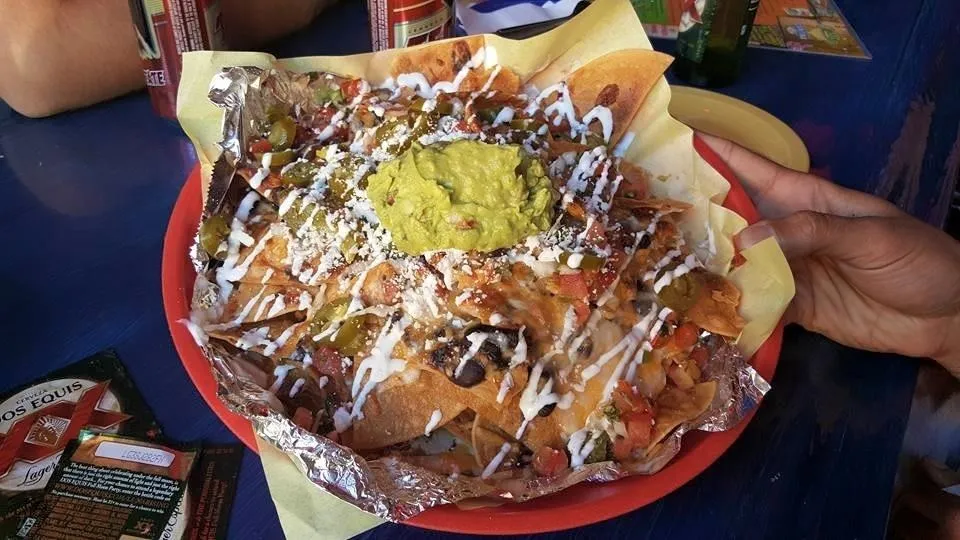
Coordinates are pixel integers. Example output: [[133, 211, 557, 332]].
[[367, 140, 556, 254]]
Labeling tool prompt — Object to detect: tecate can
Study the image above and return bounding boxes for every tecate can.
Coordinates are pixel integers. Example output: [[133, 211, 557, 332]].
[[368, 0, 453, 51], [127, 0, 226, 119]]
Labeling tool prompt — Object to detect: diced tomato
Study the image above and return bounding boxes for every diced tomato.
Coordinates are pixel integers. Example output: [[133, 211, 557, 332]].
[[572, 300, 591, 326], [612, 381, 636, 413], [652, 320, 696, 352], [455, 119, 481, 133], [612, 436, 633, 461], [672, 322, 700, 350], [314, 346, 345, 372], [553, 272, 590, 300], [609, 388, 656, 460], [312, 347, 349, 396], [622, 410, 654, 448], [292, 407, 314, 431], [586, 267, 617, 298], [532, 446, 568, 477], [613, 380, 655, 416], [249, 138, 272, 155], [689, 344, 710, 368], [585, 250, 622, 299], [315, 106, 337, 124], [585, 219, 606, 244], [339, 79, 364, 101]]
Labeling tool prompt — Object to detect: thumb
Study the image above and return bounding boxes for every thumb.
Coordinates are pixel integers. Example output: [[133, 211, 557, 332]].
[[736, 211, 858, 260]]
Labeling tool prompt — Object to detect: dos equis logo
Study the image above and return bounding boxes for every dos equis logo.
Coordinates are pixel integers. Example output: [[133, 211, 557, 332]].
[[0, 379, 131, 492]]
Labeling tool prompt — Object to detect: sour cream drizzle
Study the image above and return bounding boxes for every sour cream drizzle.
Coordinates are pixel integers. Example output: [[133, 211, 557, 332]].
[[567, 218, 659, 354], [624, 305, 674, 381], [566, 428, 600, 468], [455, 332, 489, 378], [496, 327, 528, 403], [424, 409, 443, 436], [518, 357, 561, 423], [652, 253, 700, 293], [492, 107, 515, 126], [481, 442, 512, 479], [395, 46, 496, 99], [350, 315, 410, 420]]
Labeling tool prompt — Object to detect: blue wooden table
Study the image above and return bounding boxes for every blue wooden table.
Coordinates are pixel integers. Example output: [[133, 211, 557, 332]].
[[2, 0, 958, 538]]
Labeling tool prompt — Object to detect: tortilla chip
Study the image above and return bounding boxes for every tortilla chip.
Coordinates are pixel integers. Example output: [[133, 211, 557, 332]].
[[614, 159, 650, 200], [237, 168, 282, 203], [687, 272, 746, 337], [535, 49, 672, 145], [351, 369, 467, 450], [470, 415, 513, 463], [648, 381, 716, 448], [389, 36, 520, 94], [481, 398, 565, 454], [207, 312, 309, 358], [422, 363, 565, 453], [229, 221, 293, 285], [616, 196, 692, 214], [402, 449, 483, 476], [220, 282, 313, 325], [546, 139, 592, 159]]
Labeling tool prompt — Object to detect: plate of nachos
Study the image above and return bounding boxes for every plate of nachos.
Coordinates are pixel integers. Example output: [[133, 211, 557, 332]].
[[163, 0, 793, 532]]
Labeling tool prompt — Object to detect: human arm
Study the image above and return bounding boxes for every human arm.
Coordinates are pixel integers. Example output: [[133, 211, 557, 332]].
[[0, 0, 144, 118], [701, 133, 960, 377], [0, 0, 329, 118]]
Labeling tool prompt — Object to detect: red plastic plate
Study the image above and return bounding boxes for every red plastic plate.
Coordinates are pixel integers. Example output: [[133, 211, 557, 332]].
[[161, 135, 783, 534]]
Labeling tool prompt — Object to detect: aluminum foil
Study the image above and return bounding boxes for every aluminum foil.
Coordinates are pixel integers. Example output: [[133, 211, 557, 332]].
[[190, 66, 773, 522]]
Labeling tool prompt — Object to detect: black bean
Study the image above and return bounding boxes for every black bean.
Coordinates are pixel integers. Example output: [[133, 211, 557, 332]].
[[638, 233, 652, 249], [537, 403, 556, 417], [576, 337, 594, 359], [479, 340, 507, 370], [465, 325, 520, 365], [430, 345, 455, 369], [466, 324, 518, 343], [431, 342, 487, 387], [453, 358, 486, 387]]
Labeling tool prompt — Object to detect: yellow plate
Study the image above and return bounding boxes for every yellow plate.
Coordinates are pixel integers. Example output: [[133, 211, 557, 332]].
[[669, 86, 810, 173]]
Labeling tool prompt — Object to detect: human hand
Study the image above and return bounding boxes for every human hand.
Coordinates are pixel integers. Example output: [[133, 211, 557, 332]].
[[700, 133, 960, 377]]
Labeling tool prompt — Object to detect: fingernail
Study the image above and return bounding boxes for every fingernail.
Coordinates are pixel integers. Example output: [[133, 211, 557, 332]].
[[735, 221, 776, 251]]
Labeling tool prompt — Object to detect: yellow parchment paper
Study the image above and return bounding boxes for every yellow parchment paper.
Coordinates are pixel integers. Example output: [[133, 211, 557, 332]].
[[256, 436, 385, 537], [178, 0, 794, 534]]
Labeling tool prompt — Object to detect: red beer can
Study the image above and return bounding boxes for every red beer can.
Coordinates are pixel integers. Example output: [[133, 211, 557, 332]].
[[127, 0, 226, 119], [368, 0, 453, 51]]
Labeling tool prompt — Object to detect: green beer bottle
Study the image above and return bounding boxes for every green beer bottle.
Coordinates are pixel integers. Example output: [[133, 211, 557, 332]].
[[672, 0, 761, 87]]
